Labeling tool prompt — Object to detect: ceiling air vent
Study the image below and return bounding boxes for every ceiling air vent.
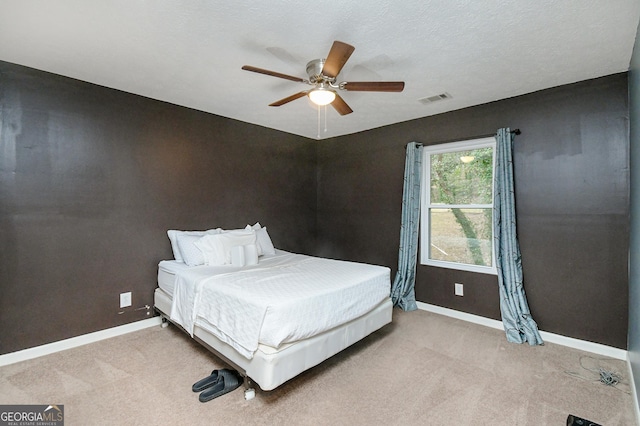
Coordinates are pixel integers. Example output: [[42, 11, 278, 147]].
[[418, 92, 452, 104]]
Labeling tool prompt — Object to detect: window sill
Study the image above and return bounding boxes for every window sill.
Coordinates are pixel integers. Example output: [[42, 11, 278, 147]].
[[420, 259, 497, 275]]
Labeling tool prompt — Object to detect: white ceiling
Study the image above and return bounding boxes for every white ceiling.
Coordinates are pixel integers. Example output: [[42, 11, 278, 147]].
[[1, 1, 639, 140]]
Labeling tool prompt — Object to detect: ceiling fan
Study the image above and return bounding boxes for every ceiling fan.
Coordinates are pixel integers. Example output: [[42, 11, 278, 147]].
[[241, 41, 405, 115]]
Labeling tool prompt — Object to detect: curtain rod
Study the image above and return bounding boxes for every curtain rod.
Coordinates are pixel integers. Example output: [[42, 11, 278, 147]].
[[475, 128, 521, 139], [407, 129, 521, 148]]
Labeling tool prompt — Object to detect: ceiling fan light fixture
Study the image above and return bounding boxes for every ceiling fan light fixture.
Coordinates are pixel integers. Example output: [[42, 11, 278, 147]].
[[308, 87, 336, 106]]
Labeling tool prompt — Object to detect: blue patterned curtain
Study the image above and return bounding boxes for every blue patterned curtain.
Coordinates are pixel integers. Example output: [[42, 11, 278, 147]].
[[494, 128, 543, 345], [391, 142, 423, 311]]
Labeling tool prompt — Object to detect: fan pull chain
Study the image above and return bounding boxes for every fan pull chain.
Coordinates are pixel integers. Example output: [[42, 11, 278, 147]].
[[316, 104, 330, 139], [324, 105, 328, 133], [317, 104, 321, 139]]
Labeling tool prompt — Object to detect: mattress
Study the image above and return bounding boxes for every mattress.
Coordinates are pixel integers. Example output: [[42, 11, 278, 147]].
[[157, 261, 188, 295], [157, 250, 286, 295]]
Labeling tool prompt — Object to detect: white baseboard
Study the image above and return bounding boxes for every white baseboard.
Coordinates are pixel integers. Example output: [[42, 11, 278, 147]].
[[0, 317, 162, 367], [416, 302, 628, 360], [1, 304, 630, 370]]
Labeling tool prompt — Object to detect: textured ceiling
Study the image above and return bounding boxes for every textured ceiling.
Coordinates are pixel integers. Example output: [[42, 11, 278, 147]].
[[1, 1, 639, 140]]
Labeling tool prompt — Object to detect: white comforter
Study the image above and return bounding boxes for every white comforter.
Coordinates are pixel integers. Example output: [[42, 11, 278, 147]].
[[167, 251, 390, 359]]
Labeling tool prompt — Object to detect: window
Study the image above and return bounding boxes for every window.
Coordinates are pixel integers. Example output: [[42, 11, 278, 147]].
[[420, 137, 497, 274]]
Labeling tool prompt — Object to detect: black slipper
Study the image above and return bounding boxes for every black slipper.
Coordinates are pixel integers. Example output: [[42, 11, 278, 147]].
[[198, 370, 243, 402], [192, 368, 233, 392]]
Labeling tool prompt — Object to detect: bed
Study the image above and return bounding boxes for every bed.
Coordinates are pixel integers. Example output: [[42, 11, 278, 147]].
[[154, 227, 393, 394]]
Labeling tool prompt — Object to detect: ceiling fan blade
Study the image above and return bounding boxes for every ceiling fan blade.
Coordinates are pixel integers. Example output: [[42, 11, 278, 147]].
[[321, 41, 355, 78], [342, 81, 405, 92], [330, 93, 353, 115], [242, 65, 305, 83], [269, 91, 309, 107]]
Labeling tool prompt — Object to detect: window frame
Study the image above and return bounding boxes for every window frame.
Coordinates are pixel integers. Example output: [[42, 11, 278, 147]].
[[419, 137, 498, 275]]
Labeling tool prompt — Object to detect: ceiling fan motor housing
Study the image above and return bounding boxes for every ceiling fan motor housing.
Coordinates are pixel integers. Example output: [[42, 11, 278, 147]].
[[306, 59, 333, 84]]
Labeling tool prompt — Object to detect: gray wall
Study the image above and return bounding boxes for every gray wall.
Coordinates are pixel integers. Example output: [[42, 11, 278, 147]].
[[0, 61, 317, 355], [317, 73, 629, 349], [0, 59, 631, 356], [628, 17, 640, 418]]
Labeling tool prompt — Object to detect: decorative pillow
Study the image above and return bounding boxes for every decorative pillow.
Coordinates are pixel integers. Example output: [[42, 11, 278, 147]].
[[195, 230, 257, 265], [194, 235, 225, 266], [243, 244, 259, 265], [242, 223, 274, 256], [167, 228, 221, 262], [176, 233, 207, 266], [230, 244, 259, 267]]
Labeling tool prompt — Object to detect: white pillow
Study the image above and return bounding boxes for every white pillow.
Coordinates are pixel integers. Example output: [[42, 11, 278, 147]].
[[193, 234, 227, 266], [242, 223, 274, 256], [168, 230, 193, 262], [256, 227, 276, 256], [195, 230, 257, 265], [167, 228, 221, 262], [177, 233, 206, 266]]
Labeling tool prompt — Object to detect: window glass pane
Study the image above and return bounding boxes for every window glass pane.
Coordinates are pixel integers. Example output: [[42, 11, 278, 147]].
[[430, 147, 493, 205], [429, 208, 493, 266]]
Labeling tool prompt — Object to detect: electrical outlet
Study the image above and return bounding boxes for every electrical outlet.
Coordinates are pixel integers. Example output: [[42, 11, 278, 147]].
[[454, 283, 464, 296], [120, 292, 132, 308]]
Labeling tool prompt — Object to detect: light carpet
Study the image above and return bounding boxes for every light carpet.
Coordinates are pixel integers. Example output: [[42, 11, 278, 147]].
[[0, 309, 635, 425]]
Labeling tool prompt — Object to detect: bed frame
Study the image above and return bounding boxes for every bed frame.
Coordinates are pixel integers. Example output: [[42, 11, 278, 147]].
[[154, 287, 392, 397]]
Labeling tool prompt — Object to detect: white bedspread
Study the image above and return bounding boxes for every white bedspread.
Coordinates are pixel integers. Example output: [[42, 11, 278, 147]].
[[167, 252, 390, 359]]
